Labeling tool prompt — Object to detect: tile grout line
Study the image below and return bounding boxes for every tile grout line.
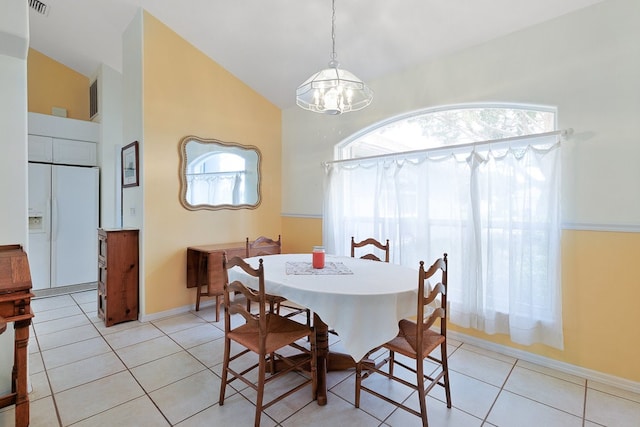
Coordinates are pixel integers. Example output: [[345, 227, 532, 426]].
[[582, 377, 588, 427], [480, 356, 517, 426], [31, 313, 64, 427]]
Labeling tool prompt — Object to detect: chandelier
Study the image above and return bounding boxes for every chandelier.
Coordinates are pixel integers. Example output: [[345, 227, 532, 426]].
[[295, 0, 373, 115]]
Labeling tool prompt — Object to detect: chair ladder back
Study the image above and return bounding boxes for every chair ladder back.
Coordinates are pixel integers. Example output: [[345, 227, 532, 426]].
[[416, 254, 448, 349], [226, 280, 260, 324], [350, 237, 390, 262], [223, 256, 267, 333], [246, 235, 282, 258]]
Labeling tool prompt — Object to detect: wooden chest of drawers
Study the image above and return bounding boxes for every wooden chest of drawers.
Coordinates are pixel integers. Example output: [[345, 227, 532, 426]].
[[98, 229, 139, 327]]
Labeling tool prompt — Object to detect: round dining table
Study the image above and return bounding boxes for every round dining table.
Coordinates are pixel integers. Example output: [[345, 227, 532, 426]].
[[227, 253, 419, 405]]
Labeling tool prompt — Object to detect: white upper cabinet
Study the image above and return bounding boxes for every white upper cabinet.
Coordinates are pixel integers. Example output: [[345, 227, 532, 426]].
[[28, 134, 53, 163], [28, 112, 99, 166], [53, 138, 97, 166]]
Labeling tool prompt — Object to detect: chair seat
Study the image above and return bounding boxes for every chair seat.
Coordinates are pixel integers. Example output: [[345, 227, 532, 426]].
[[228, 313, 312, 354], [385, 319, 445, 359]]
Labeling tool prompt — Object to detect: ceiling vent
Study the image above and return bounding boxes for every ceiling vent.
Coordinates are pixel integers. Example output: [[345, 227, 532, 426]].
[[29, 0, 49, 16]]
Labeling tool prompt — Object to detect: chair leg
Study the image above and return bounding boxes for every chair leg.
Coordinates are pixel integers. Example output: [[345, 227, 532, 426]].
[[388, 350, 395, 376], [415, 355, 429, 427], [269, 352, 276, 375], [215, 295, 220, 322], [355, 362, 362, 408], [255, 356, 267, 427], [441, 342, 452, 408], [219, 337, 231, 405]]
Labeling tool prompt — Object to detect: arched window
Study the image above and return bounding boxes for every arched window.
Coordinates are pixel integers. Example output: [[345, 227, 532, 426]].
[[324, 103, 565, 349], [336, 103, 556, 159]]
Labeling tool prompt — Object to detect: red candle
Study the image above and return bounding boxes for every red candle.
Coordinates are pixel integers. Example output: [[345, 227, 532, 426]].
[[312, 246, 325, 269]]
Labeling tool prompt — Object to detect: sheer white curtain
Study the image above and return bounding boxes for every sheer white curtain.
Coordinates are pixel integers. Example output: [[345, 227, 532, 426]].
[[187, 173, 243, 205], [323, 135, 563, 349]]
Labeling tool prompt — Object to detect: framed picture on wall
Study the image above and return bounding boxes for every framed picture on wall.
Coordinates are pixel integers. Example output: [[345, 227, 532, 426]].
[[122, 141, 139, 188]]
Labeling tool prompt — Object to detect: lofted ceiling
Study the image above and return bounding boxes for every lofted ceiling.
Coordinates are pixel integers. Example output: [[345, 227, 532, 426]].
[[27, 0, 605, 110]]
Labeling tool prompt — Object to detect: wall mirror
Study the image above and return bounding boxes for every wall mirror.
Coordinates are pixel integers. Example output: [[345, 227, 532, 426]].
[[179, 135, 261, 210]]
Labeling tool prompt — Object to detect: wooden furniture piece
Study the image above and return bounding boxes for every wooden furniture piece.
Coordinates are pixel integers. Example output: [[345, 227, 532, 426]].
[[228, 253, 419, 406], [246, 235, 281, 257], [333, 236, 390, 337], [187, 241, 246, 320], [219, 256, 317, 427], [351, 236, 390, 262], [246, 235, 304, 326], [355, 254, 450, 427], [98, 229, 139, 327], [0, 244, 35, 427], [247, 236, 311, 326]]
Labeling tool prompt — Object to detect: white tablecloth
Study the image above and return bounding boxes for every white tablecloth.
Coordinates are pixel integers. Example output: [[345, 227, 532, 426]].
[[228, 253, 419, 362]]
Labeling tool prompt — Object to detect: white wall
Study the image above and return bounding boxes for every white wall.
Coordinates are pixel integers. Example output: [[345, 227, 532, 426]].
[[122, 8, 145, 318], [94, 64, 124, 229], [122, 9, 144, 231], [282, 0, 640, 230], [0, 0, 29, 397]]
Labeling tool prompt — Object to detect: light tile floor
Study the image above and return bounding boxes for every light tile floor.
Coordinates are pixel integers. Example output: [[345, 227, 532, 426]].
[[1, 290, 639, 426]]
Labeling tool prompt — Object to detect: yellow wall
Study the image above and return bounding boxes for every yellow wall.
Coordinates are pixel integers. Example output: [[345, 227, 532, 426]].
[[141, 14, 282, 314], [282, 216, 323, 253], [560, 230, 640, 381], [27, 48, 89, 120], [454, 229, 640, 383]]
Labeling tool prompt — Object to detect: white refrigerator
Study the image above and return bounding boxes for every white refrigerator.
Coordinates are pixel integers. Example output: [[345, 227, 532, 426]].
[[28, 163, 99, 290]]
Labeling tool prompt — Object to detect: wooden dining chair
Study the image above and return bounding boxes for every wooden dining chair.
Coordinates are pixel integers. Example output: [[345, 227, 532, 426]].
[[246, 235, 282, 258], [355, 254, 450, 427], [245, 235, 284, 310], [246, 235, 311, 327], [219, 256, 317, 427], [351, 236, 390, 262], [329, 236, 390, 337]]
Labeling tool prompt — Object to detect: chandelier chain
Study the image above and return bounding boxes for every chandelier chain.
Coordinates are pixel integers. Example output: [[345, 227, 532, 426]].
[[331, 0, 337, 62], [295, 0, 373, 114]]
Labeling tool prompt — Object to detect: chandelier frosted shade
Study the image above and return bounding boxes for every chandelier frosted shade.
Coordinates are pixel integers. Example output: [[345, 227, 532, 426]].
[[296, 64, 374, 115]]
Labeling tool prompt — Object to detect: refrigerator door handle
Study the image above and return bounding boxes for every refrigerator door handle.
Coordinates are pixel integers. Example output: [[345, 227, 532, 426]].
[[46, 196, 52, 237], [51, 197, 58, 242]]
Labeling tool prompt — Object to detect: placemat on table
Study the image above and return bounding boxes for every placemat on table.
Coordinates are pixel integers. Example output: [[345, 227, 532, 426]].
[[285, 261, 353, 275]]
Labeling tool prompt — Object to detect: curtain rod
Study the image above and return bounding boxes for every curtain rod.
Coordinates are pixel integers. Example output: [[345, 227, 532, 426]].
[[322, 128, 573, 166]]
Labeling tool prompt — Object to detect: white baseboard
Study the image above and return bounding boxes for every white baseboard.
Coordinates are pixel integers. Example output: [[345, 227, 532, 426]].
[[449, 330, 640, 394], [138, 298, 217, 323]]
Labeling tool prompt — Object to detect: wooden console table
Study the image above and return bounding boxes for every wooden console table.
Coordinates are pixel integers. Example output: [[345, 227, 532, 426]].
[[0, 245, 34, 427], [186, 242, 246, 321]]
